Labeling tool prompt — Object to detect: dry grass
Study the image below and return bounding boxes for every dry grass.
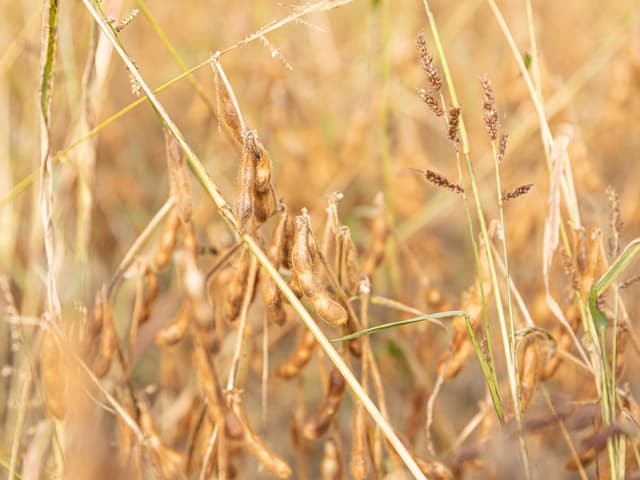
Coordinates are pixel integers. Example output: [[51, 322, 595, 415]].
[[1, 0, 640, 478]]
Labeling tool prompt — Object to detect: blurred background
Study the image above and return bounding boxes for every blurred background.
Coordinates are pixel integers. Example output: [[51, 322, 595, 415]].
[[1, 0, 639, 478]]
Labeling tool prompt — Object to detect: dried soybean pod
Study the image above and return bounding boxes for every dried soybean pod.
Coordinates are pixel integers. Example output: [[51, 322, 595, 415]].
[[153, 208, 180, 270], [155, 302, 191, 347], [350, 403, 368, 479], [253, 138, 272, 193], [287, 272, 304, 299], [281, 209, 296, 269], [235, 405, 292, 478], [193, 345, 244, 441], [291, 214, 347, 326], [321, 438, 343, 480], [225, 246, 251, 322], [138, 396, 187, 479], [309, 294, 348, 327], [261, 206, 288, 325], [322, 192, 342, 263], [254, 184, 277, 224], [212, 56, 245, 143], [133, 269, 157, 326], [94, 297, 117, 378], [415, 457, 454, 480], [181, 219, 198, 258], [276, 329, 317, 379], [40, 330, 67, 419], [302, 368, 346, 440], [361, 193, 388, 279], [236, 132, 260, 230], [165, 132, 192, 224], [337, 226, 359, 293], [269, 205, 289, 264], [263, 286, 286, 326]]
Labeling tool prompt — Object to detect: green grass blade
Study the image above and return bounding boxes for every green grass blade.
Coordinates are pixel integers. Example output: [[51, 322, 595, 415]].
[[330, 310, 466, 342]]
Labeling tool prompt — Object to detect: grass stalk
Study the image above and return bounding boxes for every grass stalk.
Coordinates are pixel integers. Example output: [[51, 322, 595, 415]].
[[422, 0, 530, 474]]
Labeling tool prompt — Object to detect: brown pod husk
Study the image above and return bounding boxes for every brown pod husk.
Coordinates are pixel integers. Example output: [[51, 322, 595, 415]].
[[165, 132, 192, 224], [193, 346, 244, 441], [337, 226, 359, 294], [93, 297, 117, 378], [252, 137, 272, 194], [213, 58, 245, 143], [133, 269, 157, 326], [155, 302, 191, 347], [224, 246, 251, 322], [254, 184, 277, 224], [276, 329, 317, 379], [153, 208, 180, 270], [302, 368, 346, 440], [321, 438, 343, 480], [236, 134, 257, 230], [235, 405, 292, 478], [291, 214, 347, 325]]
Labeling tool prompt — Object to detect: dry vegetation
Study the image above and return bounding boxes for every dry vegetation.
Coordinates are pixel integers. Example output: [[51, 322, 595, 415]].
[[1, 0, 640, 478]]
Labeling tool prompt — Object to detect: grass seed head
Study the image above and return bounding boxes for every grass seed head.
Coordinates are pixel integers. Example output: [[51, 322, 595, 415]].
[[413, 168, 464, 195], [480, 74, 499, 141], [502, 183, 534, 202], [497, 132, 508, 162], [416, 32, 442, 91], [447, 106, 461, 142], [417, 87, 444, 117]]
